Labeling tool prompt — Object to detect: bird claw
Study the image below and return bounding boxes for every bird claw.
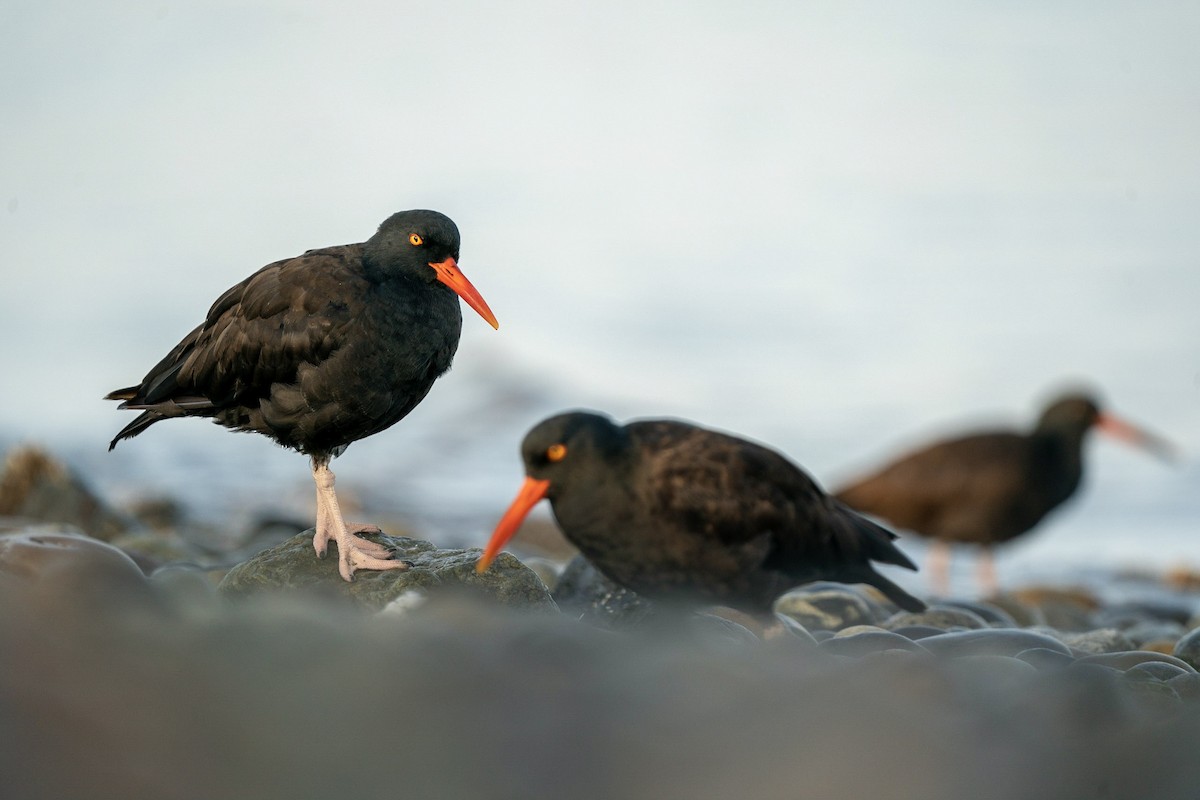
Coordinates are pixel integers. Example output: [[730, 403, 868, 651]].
[[339, 545, 411, 582]]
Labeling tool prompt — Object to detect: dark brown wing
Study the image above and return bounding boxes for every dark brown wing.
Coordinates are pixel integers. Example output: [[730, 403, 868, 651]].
[[835, 432, 1038, 542], [628, 420, 914, 570], [107, 245, 365, 448]]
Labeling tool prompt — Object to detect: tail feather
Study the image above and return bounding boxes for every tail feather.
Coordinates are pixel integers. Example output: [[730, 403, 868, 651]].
[[104, 386, 140, 402], [108, 410, 165, 450], [833, 499, 918, 572], [858, 568, 927, 612]]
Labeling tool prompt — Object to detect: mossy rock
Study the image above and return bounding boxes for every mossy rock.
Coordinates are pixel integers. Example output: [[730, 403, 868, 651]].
[[218, 531, 556, 612]]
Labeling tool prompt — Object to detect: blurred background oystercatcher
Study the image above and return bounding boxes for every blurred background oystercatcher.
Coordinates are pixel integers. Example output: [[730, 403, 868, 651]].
[[835, 391, 1174, 594]]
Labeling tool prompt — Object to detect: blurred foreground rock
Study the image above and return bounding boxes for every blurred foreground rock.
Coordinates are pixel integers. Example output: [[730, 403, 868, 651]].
[[218, 530, 556, 612]]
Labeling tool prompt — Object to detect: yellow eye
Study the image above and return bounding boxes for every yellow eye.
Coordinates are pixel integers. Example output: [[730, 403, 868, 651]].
[[409, 233, 423, 246], [546, 443, 567, 462]]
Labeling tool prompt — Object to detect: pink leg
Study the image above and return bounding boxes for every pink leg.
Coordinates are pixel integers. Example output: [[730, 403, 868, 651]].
[[927, 540, 951, 597], [310, 457, 408, 581], [977, 547, 998, 597]]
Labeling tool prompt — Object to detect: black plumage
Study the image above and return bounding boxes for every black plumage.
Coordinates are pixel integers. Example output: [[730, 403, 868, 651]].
[[477, 411, 925, 613], [107, 210, 497, 580]]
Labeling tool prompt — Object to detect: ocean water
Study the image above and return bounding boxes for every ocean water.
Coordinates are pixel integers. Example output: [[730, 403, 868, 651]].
[[2, 2, 1197, 596]]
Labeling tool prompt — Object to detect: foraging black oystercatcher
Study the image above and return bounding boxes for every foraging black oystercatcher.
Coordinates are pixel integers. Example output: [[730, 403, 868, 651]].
[[834, 393, 1174, 593], [107, 210, 498, 581], [475, 411, 926, 613]]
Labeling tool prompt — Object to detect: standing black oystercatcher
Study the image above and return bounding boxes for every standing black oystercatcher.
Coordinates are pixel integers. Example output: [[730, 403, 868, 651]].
[[107, 210, 498, 581], [834, 392, 1174, 594], [475, 411, 926, 613]]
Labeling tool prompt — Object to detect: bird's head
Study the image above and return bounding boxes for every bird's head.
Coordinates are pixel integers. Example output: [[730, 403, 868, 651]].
[[475, 411, 625, 572], [1038, 392, 1176, 461], [365, 209, 498, 329]]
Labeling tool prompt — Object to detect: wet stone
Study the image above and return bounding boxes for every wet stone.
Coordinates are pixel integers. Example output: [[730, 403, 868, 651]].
[[881, 604, 990, 632], [984, 593, 1046, 628], [552, 555, 655, 628], [1125, 661, 1190, 682], [1122, 676, 1181, 711], [1015, 647, 1076, 671], [1167, 672, 1200, 701], [948, 655, 1038, 690], [1122, 620, 1186, 648], [1010, 587, 1098, 632], [1171, 626, 1200, 671], [819, 630, 929, 658], [1077, 650, 1197, 673], [918, 628, 1073, 659], [1060, 628, 1136, 656], [0, 528, 156, 612], [518, 556, 564, 593], [773, 583, 878, 631], [218, 531, 556, 613], [888, 624, 945, 641], [768, 613, 819, 645], [688, 613, 761, 650], [935, 599, 1018, 628], [833, 624, 889, 637]]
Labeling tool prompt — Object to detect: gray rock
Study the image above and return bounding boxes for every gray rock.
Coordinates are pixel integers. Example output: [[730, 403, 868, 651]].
[[552, 554, 656, 628], [1008, 588, 1098, 632], [918, 628, 1072, 659], [688, 613, 761, 650], [769, 613, 820, 645], [519, 556, 564, 593], [984, 594, 1046, 627], [218, 531, 556, 612], [936, 599, 1018, 628], [1126, 661, 1190, 682], [881, 604, 990, 632], [1015, 647, 1075, 671], [833, 624, 889, 637], [820, 630, 929, 658], [1122, 620, 1186, 648], [1060, 628, 1136, 656], [1171, 626, 1200, 671], [888, 624, 946, 640], [0, 528, 156, 611], [1168, 672, 1200, 701], [948, 655, 1038, 690], [1078, 650, 1197, 673], [773, 583, 878, 631]]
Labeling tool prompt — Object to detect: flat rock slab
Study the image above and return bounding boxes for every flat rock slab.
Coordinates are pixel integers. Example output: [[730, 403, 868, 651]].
[[218, 531, 556, 613]]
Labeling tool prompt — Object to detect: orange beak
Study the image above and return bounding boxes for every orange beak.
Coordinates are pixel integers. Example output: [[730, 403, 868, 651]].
[[430, 257, 499, 329], [1096, 412, 1178, 462], [475, 476, 551, 573]]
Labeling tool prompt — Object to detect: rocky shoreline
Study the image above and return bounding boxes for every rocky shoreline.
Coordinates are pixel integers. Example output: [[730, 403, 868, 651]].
[[3, 444, 1200, 799]]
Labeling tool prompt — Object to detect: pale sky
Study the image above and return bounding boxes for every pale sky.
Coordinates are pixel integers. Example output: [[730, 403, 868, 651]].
[[1, 1, 1197, 488]]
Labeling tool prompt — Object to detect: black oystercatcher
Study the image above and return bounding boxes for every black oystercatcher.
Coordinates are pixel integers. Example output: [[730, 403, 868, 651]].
[[475, 411, 926, 613], [834, 393, 1174, 594], [107, 210, 497, 581]]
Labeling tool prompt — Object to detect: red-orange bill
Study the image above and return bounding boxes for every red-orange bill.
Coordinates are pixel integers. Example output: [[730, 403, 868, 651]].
[[430, 257, 499, 330], [475, 476, 551, 573], [1096, 412, 1178, 462]]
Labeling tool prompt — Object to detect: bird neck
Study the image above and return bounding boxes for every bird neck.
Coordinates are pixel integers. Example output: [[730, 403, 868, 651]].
[[1030, 427, 1087, 498]]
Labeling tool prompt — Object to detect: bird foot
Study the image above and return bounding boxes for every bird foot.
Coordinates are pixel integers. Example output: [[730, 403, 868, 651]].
[[313, 523, 385, 559], [337, 540, 411, 582]]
